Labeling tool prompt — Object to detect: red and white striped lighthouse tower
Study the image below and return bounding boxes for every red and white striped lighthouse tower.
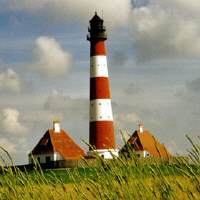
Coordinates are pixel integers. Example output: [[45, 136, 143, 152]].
[[87, 13, 118, 159]]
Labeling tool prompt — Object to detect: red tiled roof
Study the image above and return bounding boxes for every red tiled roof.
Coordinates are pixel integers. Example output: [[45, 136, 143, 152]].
[[31, 129, 86, 160], [124, 130, 172, 159]]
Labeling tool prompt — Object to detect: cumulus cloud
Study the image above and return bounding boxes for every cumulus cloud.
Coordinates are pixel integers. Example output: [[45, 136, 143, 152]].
[[44, 90, 69, 111], [162, 0, 200, 14], [115, 112, 140, 129], [31, 36, 72, 77], [131, 0, 200, 61], [24, 110, 61, 125], [1, 0, 132, 28], [44, 89, 88, 116], [44, 90, 88, 116], [2, 0, 200, 62], [0, 108, 27, 135], [0, 69, 23, 93]]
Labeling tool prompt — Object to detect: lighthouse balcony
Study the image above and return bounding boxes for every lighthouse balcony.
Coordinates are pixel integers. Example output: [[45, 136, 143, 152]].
[[88, 25, 106, 32], [87, 32, 107, 41], [87, 149, 119, 159]]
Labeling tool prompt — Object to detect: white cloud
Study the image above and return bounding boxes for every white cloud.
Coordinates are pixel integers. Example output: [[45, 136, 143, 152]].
[[44, 90, 88, 117], [121, 112, 140, 123], [162, 0, 200, 14], [1, 0, 132, 28], [31, 36, 72, 77], [45, 0, 132, 27], [0, 108, 27, 135], [24, 110, 62, 125], [131, 0, 200, 61], [3, 0, 200, 62], [115, 112, 140, 129], [0, 69, 23, 93], [44, 90, 69, 111]]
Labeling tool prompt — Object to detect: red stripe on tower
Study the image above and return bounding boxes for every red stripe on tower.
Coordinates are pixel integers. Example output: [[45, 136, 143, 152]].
[[90, 77, 111, 99], [87, 12, 118, 159]]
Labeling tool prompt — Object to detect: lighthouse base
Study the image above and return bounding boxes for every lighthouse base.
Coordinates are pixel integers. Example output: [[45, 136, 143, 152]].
[[87, 149, 119, 159]]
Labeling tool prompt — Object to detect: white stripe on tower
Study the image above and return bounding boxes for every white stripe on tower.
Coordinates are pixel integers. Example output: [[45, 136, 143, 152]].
[[90, 55, 112, 122], [90, 99, 113, 122], [90, 56, 108, 78]]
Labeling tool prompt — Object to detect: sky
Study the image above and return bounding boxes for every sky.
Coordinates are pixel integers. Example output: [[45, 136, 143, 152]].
[[0, 0, 200, 164]]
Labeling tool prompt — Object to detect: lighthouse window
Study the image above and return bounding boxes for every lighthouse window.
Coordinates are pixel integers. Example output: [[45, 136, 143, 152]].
[[100, 116, 102, 119], [99, 103, 101, 105]]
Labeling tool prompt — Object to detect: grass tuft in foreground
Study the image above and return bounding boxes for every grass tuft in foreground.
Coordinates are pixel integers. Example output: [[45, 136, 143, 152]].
[[0, 136, 200, 199]]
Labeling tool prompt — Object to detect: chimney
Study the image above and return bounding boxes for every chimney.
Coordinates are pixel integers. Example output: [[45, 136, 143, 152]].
[[53, 120, 61, 133], [139, 123, 144, 133]]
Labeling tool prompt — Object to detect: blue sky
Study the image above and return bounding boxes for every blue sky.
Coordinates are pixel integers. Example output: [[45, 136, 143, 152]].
[[0, 0, 200, 164]]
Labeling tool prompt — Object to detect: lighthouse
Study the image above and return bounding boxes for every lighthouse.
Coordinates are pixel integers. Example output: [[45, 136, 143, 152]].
[[87, 13, 118, 159]]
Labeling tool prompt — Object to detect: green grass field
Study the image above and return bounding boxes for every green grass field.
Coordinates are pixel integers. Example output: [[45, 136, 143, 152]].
[[0, 136, 200, 199]]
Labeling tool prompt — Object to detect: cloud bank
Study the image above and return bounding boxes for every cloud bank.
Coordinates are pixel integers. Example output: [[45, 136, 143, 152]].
[[131, 0, 200, 61], [0, 108, 27, 136], [0, 69, 23, 93], [2, 0, 132, 27], [2, 0, 200, 62]]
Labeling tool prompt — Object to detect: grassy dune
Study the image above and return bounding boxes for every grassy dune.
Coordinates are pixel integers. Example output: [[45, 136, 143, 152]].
[[0, 137, 200, 199]]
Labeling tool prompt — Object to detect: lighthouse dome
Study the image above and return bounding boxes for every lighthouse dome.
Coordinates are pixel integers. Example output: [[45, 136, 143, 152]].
[[90, 12, 103, 23]]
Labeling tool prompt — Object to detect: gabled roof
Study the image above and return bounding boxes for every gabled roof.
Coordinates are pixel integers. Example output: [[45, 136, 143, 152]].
[[121, 129, 172, 159], [31, 129, 85, 160]]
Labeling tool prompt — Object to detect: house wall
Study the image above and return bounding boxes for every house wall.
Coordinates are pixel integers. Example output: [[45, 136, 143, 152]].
[[143, 150, 150, 157], [54, 152, 64, 161], [29, 152, 64, 164], [135, 150, 150, 158]]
